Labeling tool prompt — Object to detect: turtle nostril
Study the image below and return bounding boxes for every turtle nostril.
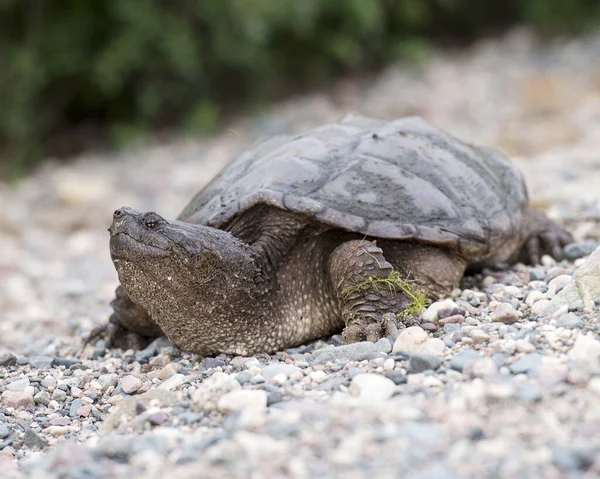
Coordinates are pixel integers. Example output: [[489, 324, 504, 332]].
[[113, 209, 123, 218]]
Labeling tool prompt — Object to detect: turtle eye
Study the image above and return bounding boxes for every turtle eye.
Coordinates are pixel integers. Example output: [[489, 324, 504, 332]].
[[143, 213, 161, 228]]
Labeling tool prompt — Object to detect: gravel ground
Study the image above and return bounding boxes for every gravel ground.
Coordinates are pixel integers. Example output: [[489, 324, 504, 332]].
[[1, 28, 600, 479]]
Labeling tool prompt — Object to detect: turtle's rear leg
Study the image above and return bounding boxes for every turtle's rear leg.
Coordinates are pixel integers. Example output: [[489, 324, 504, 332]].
[[328, 240, 466, 344], [86, 286, 163, 350]]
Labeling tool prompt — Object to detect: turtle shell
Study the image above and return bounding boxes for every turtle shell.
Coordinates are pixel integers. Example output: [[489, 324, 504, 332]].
[[179, 113, 528, 259]]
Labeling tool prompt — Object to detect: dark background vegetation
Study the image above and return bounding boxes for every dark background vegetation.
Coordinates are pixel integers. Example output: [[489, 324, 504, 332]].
[[1, 0, 599, 178]]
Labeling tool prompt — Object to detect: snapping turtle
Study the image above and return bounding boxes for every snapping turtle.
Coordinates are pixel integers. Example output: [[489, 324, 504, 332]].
[[99, 114, 572, 355]]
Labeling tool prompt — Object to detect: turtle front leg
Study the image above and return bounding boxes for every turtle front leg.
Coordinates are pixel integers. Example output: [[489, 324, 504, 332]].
[[86, 286, 163, 351], [520, 209, 574, 265], [328, 240, 422, 344]]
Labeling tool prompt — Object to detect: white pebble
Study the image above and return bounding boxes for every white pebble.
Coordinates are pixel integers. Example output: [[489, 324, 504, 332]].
[[120, 376, 142, 395], [349, 374, 396, 401], [218, 390, 268, 413], [393, 326, 429, 353], [309, 370, 328, 383]]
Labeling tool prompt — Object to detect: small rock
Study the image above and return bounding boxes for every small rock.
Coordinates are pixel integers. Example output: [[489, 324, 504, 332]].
[[28, 356, 54, 370], [563, 241, 600, 260], [192, 372, 241, 410], [7, 378, 30, 392], [52, 357, 82, 368], [409, 353, 442, 373], [492, 303, 520, 324], [158, 362, 183, 380], [515, 339, 536, 353], [421, 299, 459, 324], [385, 371, 407, 385], [419, 338, 446, 355], [120, 375, 143, 394], [438, 314, 465, 325], [555, 313, 583, 328], [568, 333, 600, 371], [309, 370, 328, 383], [34, 391, 51, 406], [261, 364, 301, 380], [392, 326, 429, 353], [0, 390, 35, 409], [509, 353, 542, 376], [23, 429, 47, 450], [311, 339, 390, 364], [147, 412, 168, 426], [469, 329, 490, 343], [449, 349, 481, 372], [202, 357, 226, 369], [349, 374, 396, 400], [469, 357, 499, 378], [98, 373, 119, 391], [525, 290, 544, 307], [516, 384, 543, 402], [0, 352, 17, 366], [0, 425, 9, 438], [217, 390, 268, 413], [158, 373, 187, 391]]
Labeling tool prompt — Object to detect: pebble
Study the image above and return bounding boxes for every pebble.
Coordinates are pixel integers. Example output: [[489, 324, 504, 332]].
[[555, 313, 583, 328], [158, 373, 187, 391], [509, 354, 542, 376], [349, 374, 396, 400], [515, 339, 536, 353], [392, 327, 429, 353], [217, 390, 268, 413], [261, 364, 301, 380], [0, 352, 17, 366], [0, 390, 35, 409], [120, 376, 143, 394], [469, 329, 490, 343], [311, 339, 391, 364], [421, 299, 458, 324], [408, 353, 443, 373], [449, 349, 481, 372], [563, 241, 600, 259], [491, 303, 520, 324], [469, 358, 499, 378]]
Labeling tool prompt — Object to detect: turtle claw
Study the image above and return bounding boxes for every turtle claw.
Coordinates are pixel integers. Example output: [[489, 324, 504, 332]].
[[83, 322, 152, 351], [524, 211, 574, 265]]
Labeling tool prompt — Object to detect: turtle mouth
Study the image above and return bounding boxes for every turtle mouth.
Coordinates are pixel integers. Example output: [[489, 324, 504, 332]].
[[110, 232, 171, 263]]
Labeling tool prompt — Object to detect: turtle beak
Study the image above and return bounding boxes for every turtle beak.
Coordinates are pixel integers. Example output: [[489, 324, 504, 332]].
[[109, 207, 141, 235]]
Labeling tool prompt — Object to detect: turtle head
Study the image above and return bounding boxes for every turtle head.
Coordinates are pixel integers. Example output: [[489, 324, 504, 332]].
[[108, 207, 260, 318]]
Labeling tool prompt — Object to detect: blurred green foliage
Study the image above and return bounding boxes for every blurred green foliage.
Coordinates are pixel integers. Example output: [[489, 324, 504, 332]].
[[1, 0, 599, 177]]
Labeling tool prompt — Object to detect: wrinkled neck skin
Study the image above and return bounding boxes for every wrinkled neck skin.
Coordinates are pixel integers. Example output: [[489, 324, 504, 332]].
[[109, 208, 270, 355]]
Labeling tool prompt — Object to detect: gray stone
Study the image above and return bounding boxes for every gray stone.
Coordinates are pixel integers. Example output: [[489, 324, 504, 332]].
[[0, 425, 10, 439], [449, 349, 481, 372], [409, 353, 443, 373], [555, 313, 584, 328], [28, 356, 54, 370], [34, 391, 51, 406], [311, 339, 390, 365], [516, 384, 543, 402], [202, 357, 227, 369], [69, 399, 84, 418], [509, 353, 542, 376], [491, 353, 509, 367], [0, 352, 17, 366], [97, 373, 119, 391], [235, 371, 252, 385], [23, 429, 47, 450], [52, 357, 82, 368], [563, 241, 600, 260]]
